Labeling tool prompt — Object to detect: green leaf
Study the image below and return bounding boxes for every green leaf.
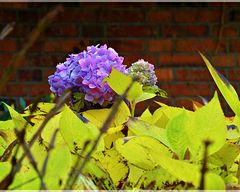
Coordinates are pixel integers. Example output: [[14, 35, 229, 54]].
[[0, 120, 16, 145], [44, 145, 72, 189], [115, 136, 172, 170], [137, 167, 179, 189], [127, 117, 170, 147], [208, 143, 240, 167], [154, 112, 170, 128], [103, 125, 125, 149], [139, 108, 153, 124], [205, 172, 225, 190], [22, 102, 56, 117], [0, 162, 11, 181], [2, 102, 27, 129], [82, 102, 130, 129], [0, 136, 7, 156], [19, 97, 26, 110], [40, 113, 65, 145], [72, 92, 85, 112], [10, 165, 40, 190], [95, 148, 128, 186], [71, 154, 115, 190], [115, 136, 201, 188], [134, 92, 156, 104], [127, 164, 145, 188], [103, 67, 143, 102], [143, 85, 168, 98], [166, 110, 189, 159], [152, 102, 192, 126], [166, 92, 227, 160], [59, 105, 104, 154], [224, 174, 239, 185], [201, 53, 240, 117]]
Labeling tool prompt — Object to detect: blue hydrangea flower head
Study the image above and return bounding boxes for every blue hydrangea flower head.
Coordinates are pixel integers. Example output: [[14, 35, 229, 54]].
[[48, 44, 127, 105], [127, 59, 157, 86]]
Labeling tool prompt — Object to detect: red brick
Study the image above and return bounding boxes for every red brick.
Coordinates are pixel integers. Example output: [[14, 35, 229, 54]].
[[18, 39, 42, 52], [175, 9, 221, 23], [209, 2, 236, 8], [0, 71, 16, 82], [155, 68, 173, 81], [175, 39, 226, 53], [0, 3, 28, 9], [161, 25, 208, 37], [28, 54, 65, 67], [236, 56, 240, 66], [175, 68, 226, 82], [148, 39, 172, 52], [158, 54, 203, 66], [175, 10, 197, 22], [98, 10, 145, 22], [1, 84, 28, 97], [175, 69, 211, 81], [211, 55, 235, 67], [28, 84, 51, 96], [229, 40, 240, 52], [174, 98, 194, 111], [9, 24, 29, 37], [135, 101, 146, 111], [103, 2, 155, 9], [228, 69, 240, 81], [212, 25, 238, 38], [18, 69, 42, 82], [78, 2, 154, 10], [18, 10, 40, 23], [57, 9, 95, 22], [0, 39, 17, 52], [82, 25, 104, 38], [46, 24, 78, 37], [43, 69, 55, 80], [0, 10, 16, 22], [198, 10, 221, 22], [123, 55, 156, 67], [107, 25, 157, 37], [108, 40, 145, 53], [44, 39, 80, 52], [0, 54, 14, 67], [160, 83, 212, 97], [147, 10, 172, 22]]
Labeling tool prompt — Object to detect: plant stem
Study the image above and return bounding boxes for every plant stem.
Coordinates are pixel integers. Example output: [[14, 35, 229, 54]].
[[131, 102, 136, 117]]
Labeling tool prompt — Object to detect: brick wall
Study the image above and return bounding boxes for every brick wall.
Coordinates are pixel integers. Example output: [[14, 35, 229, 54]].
[[0, 2, 239, 115]]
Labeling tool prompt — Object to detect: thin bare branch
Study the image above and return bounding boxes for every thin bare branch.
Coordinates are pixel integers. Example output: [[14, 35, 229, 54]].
[[0, 139, 18, 162], [65, 79, 136, 189], [0, 22, 15, 40], [64, 140, 91, 189], [40, 129, 59, 189], [0, 90, 70, 189], [215, 3, 226, 54], [14, 129, 47, 190], [29, 90, 70, 147], [0, 5, 63, 92], [199, 140, 212, 190], [9, 177, 38, 190]]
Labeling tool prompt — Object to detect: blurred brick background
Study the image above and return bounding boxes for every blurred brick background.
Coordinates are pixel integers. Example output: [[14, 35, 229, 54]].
[[0, 2, 239, 115]]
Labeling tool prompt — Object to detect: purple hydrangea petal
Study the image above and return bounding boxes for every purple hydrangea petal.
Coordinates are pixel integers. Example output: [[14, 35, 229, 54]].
[[48, 44, 127, 105]]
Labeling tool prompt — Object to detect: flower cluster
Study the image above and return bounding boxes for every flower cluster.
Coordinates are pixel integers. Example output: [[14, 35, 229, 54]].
[[127, 59, 157, 87], [48, 44, 127, 105]]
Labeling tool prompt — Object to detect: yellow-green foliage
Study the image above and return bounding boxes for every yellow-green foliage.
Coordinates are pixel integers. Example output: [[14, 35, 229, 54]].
[[0, 55, 239, 190]]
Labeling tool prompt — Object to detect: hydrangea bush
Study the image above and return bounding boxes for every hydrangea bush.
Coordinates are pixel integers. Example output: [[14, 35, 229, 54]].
[[128, 59, 157, 87], [48, 45, 127, 106], [0, 45, 239, 190]]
